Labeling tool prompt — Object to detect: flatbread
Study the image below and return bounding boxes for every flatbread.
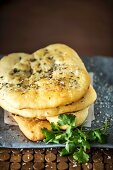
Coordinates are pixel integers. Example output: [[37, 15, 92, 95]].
[[0, 85, 96, 119], [12, 107, 88, 141], [12, 115, 51, 141], [0, 44, 90, 110], [46, 107, 89, 130]]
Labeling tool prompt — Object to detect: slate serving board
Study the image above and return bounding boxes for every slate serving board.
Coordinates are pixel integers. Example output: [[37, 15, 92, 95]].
[[0, 56, 113, 148]]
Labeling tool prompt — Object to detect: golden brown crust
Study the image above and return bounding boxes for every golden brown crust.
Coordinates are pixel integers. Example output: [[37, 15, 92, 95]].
[[11, 107, 88, 141], [0, 85, 96, 119], [12, 115, 51, 141], [0, 44, 90, 110]]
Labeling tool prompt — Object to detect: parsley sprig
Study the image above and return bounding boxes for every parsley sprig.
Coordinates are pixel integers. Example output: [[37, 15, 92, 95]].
[[42, 114, 108, 164]]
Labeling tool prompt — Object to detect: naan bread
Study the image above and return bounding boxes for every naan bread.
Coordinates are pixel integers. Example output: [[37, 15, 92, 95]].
[[0, 44, 90, 109], [0, 85, 96, 119], [46, 107, 89, 130], [12, 107, 88, 141], [12, 115, 51, 141]]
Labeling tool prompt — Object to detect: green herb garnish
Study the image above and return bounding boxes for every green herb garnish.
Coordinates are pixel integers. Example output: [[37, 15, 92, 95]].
[[42, 114, 108, 164]]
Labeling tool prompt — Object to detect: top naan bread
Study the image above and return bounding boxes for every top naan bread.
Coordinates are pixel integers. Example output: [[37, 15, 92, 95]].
[[0, 44, 90, 109]]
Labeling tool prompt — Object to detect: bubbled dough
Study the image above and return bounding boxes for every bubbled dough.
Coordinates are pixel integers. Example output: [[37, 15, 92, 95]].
[[0, 44, 90, 110]]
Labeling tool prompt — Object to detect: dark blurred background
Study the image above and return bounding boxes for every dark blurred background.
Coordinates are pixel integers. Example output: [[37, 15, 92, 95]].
[[0, 0, 113, 56]]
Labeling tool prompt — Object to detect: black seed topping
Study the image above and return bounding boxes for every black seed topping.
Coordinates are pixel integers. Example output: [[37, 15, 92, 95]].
[[30, 58, 36, 62], [13, 68, 20, 73]]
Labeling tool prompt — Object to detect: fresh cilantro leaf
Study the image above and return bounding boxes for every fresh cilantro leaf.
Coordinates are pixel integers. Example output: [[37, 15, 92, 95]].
[[65, 127, 73, 140], [58, 114, 76, 127], [65, 141, 76, 153], [77, 129, 87, 141], [50, 138, 60, 144], [60, 141, 76, 156], [60, 148, 69, 156], [73, 148, 89, 164], [93, 130, 103, 143], [87, 130, 96, 141], [51, 122, 60, 131], [72, 129, 86, 144], [54, 133, 66, 143], [42, 119, 108, 164], [87, 129, 107, 143], [54, 127, 74, 143], [41, 128, 55, 143], [80, 140, 90, 152], [72, 135, 82, 144]]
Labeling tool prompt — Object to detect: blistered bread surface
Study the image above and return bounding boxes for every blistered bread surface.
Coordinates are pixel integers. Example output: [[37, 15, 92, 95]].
[[0, 44, 90, 109]]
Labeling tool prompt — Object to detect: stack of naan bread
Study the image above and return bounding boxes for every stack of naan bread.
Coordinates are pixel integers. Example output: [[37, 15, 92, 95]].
[[0, 44, 97, 141]]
